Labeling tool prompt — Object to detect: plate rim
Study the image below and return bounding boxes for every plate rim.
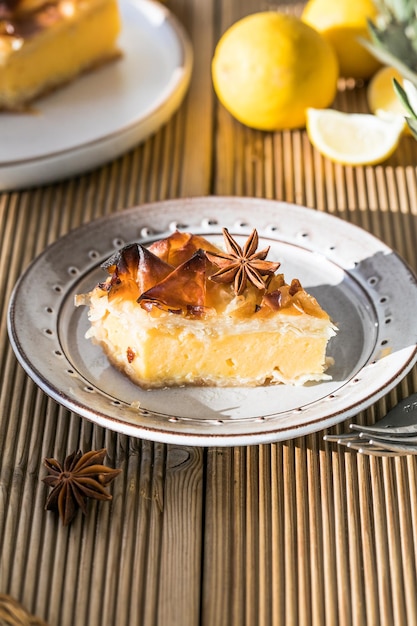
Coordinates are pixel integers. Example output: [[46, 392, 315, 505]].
[[7, 196, 417, 446]]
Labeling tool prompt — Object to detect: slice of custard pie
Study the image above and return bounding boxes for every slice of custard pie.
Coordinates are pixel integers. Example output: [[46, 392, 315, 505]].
[[75, 229, 337, 388], [0, 0, 121, 110]]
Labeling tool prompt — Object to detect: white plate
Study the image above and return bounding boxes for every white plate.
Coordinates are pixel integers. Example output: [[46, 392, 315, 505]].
[[7, 197, 417, 446], [0, 0, 192, 190]]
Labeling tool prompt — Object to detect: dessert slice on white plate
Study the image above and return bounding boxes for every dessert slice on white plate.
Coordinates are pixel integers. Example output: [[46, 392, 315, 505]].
[[0, 0, 121, 110]]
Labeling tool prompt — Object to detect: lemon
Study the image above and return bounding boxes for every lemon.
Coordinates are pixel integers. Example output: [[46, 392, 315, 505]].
[[367, 66, 408, 116], [302, 0, 381, 79], [211, 12, 339, 131], [306, 108, 405, 165], [367, 67, 417, 136]]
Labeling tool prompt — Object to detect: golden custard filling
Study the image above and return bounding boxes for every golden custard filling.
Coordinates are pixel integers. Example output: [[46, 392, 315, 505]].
[[75, 229, 338, 388], [0, 0, 121, 110]]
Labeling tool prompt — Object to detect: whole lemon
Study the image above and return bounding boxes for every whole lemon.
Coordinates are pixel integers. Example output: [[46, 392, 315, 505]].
[[302, 0, 381, 80], [211, 12, 339, 131]]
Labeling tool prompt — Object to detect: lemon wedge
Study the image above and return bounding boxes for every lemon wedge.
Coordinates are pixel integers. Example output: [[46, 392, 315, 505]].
[[306, 108, 406, 165]]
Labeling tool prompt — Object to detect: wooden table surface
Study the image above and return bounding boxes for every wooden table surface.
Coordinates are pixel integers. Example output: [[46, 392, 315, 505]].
[[2, 1, 417, 624]]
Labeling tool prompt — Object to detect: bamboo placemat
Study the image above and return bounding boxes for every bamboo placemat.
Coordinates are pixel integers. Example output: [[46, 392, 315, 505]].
[[2, 0, 417, 625]]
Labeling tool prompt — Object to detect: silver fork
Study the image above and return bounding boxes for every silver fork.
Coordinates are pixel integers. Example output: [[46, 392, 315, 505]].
[[324, 393, 417, 455]]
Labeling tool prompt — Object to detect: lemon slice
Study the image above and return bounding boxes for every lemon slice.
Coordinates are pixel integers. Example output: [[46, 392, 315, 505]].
[[306, 108, 406, 165]]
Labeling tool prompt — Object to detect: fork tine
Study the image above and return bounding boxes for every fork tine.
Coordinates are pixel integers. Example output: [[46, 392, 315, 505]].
[[357, 446, 405, 457], [324, 435, 412, 456], [350, 423, 417, 435], [345, 440, 409, 456], [367, 438, 417, 455], [345, 437, 416, 456], [324, 433, 365, 443], [358, 431, 417, 444], [324, 435, 386, 453]]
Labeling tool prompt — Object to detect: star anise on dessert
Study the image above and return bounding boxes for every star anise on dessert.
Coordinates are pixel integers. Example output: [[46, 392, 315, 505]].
[[43, 449, 122, 526], [205, 228, 280, 296]]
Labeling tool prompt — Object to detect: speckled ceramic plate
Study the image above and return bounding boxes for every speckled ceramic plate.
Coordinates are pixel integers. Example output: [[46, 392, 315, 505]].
[[0, 0, 192, 190], [7, 197, 417, 446]]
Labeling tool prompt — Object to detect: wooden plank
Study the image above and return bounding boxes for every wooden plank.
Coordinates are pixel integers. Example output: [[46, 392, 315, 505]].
[[157, 446, 204, 626], [170, 0, 215, 197]]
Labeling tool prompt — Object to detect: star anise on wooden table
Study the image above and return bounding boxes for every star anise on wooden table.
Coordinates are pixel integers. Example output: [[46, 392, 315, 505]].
[[43, 448, 122, 526], [0, 593, 48, 626], [206, 228, 280, 296]]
